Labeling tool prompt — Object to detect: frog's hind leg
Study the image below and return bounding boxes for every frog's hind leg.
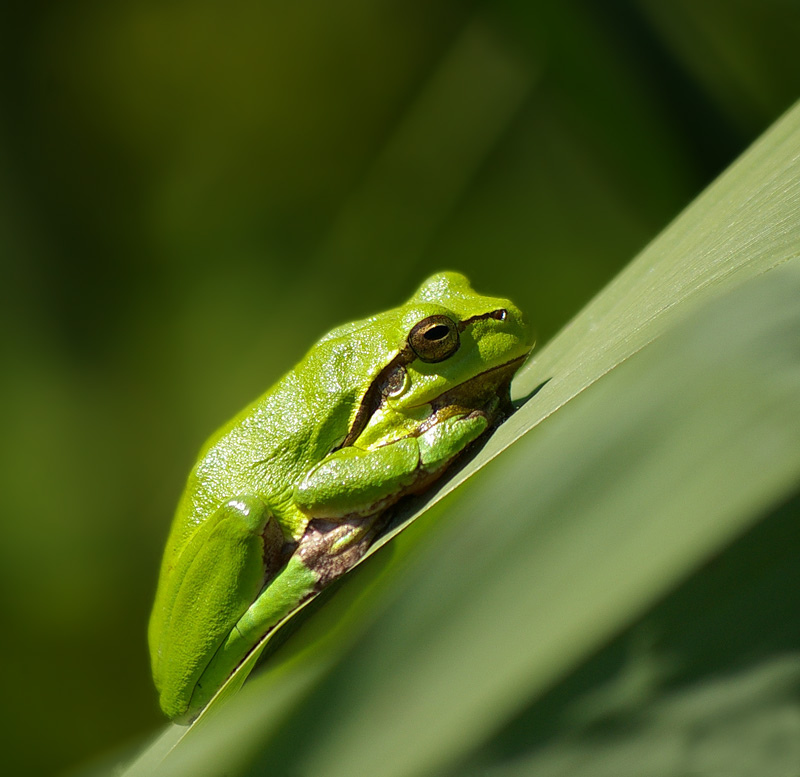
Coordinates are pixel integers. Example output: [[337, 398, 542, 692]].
[[150, 495, 281, 719]]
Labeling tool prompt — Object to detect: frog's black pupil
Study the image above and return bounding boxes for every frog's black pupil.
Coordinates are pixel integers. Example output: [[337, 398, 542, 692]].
[[425, 325, 450, 341], [408, 315, 459, 362]]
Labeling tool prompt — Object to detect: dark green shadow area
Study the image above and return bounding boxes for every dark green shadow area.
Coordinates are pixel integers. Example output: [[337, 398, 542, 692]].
[[453, 488, 800, 777]]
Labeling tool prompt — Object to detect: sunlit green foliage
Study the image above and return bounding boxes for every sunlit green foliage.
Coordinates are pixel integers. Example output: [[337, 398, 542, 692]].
[[1, 2, 799, 776], [125, 98, 800, 777]]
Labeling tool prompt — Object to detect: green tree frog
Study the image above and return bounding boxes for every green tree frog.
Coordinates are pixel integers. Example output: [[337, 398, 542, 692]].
[[148, 272, 532, 721]]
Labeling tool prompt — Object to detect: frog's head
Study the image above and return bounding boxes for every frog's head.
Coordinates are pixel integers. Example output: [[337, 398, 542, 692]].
[[402, 270, 531, 395], [340, 272, 533, 448]]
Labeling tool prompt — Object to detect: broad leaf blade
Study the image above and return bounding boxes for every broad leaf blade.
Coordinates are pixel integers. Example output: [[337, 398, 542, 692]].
[[509, 98, 800, 423], [246, 261, 800, 777], [128, 101, 800, 777]]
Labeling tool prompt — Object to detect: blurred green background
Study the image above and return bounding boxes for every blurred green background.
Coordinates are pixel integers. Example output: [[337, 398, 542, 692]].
[[1, 1, 799, 774]]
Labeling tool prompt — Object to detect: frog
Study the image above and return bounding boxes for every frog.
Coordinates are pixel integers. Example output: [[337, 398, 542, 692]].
[[148, 271, 532, 722]]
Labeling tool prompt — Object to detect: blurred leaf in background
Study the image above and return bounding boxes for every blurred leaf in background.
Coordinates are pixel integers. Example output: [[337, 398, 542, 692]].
[[1, 1, 799, 775]]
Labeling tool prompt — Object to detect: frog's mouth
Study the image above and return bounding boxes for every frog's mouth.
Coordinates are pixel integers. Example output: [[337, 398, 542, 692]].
[[420, 352, 529, 430], [341, 351, 529, 451]]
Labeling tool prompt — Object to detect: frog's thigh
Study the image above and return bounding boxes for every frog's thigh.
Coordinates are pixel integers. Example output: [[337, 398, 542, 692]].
[[152, 496, 273, 718], [191, 553, 319, 714], [417, 413, 488, 471], [294, 437, 420, 518]]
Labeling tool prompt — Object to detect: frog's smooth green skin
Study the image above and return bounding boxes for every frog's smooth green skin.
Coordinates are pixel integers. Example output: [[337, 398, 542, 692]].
[[148, 272, 533, 722]]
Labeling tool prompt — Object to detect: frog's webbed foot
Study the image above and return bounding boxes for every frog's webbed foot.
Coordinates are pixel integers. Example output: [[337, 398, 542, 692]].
[[296, 513, 388, 589]]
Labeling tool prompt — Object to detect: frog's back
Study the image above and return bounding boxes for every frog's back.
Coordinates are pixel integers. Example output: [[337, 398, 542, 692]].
[[168, 315, 406, 554], [177, 376, 339, 535]]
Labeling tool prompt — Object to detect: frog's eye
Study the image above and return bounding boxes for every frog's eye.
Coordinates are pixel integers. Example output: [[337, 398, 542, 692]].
[[408, 315, 460, 363]]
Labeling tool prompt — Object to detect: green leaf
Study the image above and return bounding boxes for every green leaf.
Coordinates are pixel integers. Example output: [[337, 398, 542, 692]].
[[125, 100, 800, 777]]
